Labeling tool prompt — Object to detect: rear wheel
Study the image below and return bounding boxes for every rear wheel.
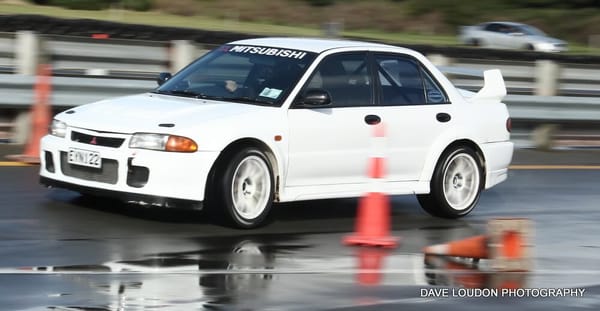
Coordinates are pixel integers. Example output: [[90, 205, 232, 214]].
[[418, 147, 483, 218], [218, 147, 274, 228]]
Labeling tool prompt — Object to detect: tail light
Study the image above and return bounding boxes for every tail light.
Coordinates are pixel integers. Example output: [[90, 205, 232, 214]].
[[506, 117, 512, 133]]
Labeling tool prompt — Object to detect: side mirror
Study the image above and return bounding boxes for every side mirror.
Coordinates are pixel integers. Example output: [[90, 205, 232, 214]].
[[297, 89, 331, 107], [156, 72, 172, 86]]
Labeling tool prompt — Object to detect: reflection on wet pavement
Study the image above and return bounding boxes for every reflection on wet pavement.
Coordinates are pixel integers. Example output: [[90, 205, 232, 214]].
[[18, 237, 308, 309], [424, 255, 529, 289], [2, 167, 600, 310], [7, 231, 535, 310]]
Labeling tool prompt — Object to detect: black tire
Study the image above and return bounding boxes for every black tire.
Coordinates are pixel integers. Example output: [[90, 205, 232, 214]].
[[417, 146, 483, 218], [470, 39, 481, 47], [525, 44, 535, 51], [213, 147, 275, 228]]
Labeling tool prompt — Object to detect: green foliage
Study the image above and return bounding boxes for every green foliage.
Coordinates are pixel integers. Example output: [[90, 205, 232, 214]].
[[48, 0, 115, 10], [407, 0, 598, 16], [304, 0, 335, 7], [405, 0, 509, 26], [23, 0, 600, 44], [43, 0, 152, 11], [504, 0, 599, 8], [122, 0, 153, 11]]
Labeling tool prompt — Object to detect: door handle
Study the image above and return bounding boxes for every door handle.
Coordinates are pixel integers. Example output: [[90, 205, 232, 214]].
[[436, 113, 451, 123], [364, 114, 381, 125]]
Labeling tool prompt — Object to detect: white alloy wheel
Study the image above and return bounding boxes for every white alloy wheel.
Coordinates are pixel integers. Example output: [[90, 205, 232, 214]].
[[442, 153, 480, 211], [211, 147, 274, 228], [231, 155, 271, 221], [417, 146, 483, 218]]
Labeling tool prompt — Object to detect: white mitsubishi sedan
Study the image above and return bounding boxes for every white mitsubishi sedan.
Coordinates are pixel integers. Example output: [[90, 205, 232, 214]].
[[40, 37, 513, 228]]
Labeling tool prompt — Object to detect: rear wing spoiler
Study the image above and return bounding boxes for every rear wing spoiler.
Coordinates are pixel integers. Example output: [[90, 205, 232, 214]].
[[472, 69, 507, 103]]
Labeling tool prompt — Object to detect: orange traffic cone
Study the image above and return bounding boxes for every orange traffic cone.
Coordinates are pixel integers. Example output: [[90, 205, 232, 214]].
[[343, 123, 399, 248], [424, 235, 489, 259], [423, 218, 532, 271], [6, 64, 52, 164], [355, 247, 389, 286]]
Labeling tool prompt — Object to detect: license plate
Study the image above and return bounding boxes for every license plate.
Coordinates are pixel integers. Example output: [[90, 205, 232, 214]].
[[68, 148, 102, 169]]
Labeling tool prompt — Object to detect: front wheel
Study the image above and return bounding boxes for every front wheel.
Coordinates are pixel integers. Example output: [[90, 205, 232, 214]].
[[417, 147, 483, 218], [218, 148, 274, 228]]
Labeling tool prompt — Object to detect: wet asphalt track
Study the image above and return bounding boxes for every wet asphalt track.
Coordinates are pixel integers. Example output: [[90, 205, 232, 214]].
[[0, 148, 599, 310]]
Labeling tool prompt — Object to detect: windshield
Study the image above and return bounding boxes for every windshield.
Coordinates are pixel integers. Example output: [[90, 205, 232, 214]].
[[155, 44, 317, 106]]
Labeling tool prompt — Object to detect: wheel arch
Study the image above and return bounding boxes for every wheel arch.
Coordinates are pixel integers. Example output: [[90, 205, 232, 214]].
[[420, 138, 486, 185], [206, 138, 281, 202], [470, 38, 481, 46]]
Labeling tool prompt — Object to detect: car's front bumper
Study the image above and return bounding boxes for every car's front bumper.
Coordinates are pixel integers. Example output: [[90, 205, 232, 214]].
[[39, 176, 203, 209], [40, 130, 220, 204]]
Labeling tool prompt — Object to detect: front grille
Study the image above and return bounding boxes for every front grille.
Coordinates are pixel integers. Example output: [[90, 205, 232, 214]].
[[71, 131, 125, 148], [60, 151, 119, 184]]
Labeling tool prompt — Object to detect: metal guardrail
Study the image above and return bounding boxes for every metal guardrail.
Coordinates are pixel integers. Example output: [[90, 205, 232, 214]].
[[439, 61, 600, 97], [0, 32, 599, 145], [1, 74, 598, 122], [0, 32, 214, 78], [46, 35, 170, 74], [0, 32, 15, 73], [1, 32, 600, 93], [0, 74, 155, 108], [504, 95, 600, 121]]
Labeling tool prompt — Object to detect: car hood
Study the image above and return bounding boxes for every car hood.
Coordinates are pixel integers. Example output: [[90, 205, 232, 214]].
[[57, 93, 269, 134]]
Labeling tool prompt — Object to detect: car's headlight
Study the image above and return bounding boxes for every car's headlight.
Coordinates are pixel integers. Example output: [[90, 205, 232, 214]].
[[49, 119, 67, 138], [129, 133, 198, 153]]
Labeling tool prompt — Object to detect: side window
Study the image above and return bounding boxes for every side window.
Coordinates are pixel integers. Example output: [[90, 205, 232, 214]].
[[299, 52, 372, 108], [375, 55, 425, 105], [495, 23, 513, 34], [485, 23, 501, 32], [375, 54, 447, 106], [421, 69, 448, 104]]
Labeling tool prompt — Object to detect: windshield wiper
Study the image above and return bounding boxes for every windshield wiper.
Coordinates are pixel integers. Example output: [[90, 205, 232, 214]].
[[227, 96, 275, 106], [153, 90, 206, 98], [153, 91, 275, 105]]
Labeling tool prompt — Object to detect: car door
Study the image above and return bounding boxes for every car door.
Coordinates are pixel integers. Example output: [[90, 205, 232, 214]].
[[373, 53, 453, 181], [483, 23, 507, 48], [503, 24, 525, 49], [286, 51, 375, 187]]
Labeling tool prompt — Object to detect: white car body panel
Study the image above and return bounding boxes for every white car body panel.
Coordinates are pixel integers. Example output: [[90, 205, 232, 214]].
[[286, 107, 371, 187], [40, 37, 513, 213], [383, 104, 453, 181]]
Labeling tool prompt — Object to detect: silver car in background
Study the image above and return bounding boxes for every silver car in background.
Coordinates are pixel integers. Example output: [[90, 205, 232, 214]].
[[459, 21, 568, 52]]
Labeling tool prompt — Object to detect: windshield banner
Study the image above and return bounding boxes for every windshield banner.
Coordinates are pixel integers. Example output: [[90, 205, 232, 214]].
[[227, 45, 307, 59]]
